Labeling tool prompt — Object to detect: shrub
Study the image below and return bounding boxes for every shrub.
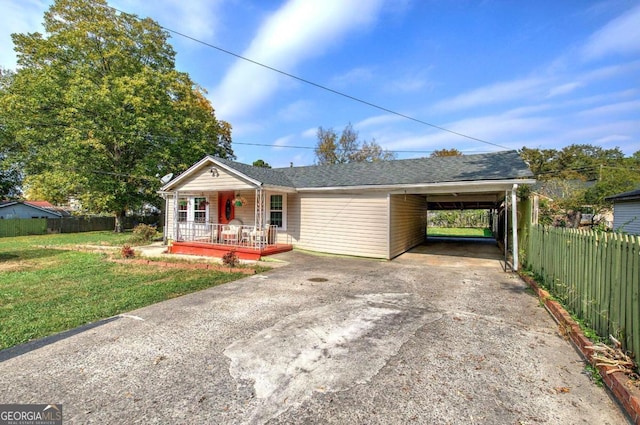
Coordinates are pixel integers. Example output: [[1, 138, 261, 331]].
[[121, 245, 135, 258], [222, 250, 239, 268], [130, 223, 158, 244]]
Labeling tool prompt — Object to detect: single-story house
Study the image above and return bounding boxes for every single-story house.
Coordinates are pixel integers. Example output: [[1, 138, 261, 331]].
[[159, 150, 535, 265], [0, 200, 71, 219], [605, 188, 640, 235]]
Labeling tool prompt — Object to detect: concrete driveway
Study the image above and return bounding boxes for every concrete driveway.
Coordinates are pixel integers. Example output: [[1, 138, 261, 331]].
[[0, 239, 628, 424]]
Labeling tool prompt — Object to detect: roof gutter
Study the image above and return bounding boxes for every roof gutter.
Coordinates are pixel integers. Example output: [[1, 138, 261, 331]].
[[295, 178, 536, 193]]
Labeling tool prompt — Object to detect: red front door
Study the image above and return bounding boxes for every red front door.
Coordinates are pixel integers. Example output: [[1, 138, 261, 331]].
[[218, 191, 235, 224]]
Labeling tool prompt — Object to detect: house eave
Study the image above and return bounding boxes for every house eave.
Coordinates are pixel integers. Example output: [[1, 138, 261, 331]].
[[295, 178, 536, 193]]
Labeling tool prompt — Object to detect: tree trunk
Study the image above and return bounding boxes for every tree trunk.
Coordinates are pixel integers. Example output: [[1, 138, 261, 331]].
[[114, 210, 126, 233]]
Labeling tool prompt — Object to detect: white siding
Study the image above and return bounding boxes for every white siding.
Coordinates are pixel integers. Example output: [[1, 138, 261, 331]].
[[179, 165, 254, 192], [290, 192, 389, 258], [389, 194, 427, 258], [233, 190, 256, 226], [612, 201, 640, 235]]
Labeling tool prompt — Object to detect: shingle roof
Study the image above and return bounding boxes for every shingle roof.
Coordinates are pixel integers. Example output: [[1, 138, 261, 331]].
[[278, 150, 532, 188], [207, 150, 532, 189], [605, 188, 640, 202]]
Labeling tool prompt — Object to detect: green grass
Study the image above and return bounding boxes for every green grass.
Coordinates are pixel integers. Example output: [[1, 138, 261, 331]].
[[0, 232, 246, 350], [427, 227, 493, 237]]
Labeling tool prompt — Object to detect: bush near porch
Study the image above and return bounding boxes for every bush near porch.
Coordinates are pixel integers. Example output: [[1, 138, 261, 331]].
[[0, 232, 246, 350]]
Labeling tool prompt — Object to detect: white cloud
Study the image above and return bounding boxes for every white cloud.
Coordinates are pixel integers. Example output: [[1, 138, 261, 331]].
[[329, 67, 376, 88], [580, 60, 640, 82], [432, 77, 547, 112], [211, 0, 387, 120], [547, 82, 583, 98], [277, 100, 314, 121], [594, 134, 632, 145], [386, 75, 428, 93], [301, 127, 317, 138], [272, 135, 295, 151], [577, 100, 640, 118], [582, 4, 640, 61], [380, 113, 551, 152], [354, 114, 403, 129]]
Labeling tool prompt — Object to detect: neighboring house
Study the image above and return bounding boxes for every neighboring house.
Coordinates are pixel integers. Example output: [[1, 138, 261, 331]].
[[530, 179, 612, 227], [605, 188, 640, 235], [159, 150, 535, 261], [0, 200, 71, 219]]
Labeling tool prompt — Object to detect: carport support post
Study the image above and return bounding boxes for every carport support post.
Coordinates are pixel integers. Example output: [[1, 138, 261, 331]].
[[511, 184, 519, 271]]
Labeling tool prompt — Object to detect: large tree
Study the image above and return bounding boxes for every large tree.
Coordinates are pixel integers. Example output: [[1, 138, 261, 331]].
[[314, 123, 395, 165], [0, 0, 233, 230]]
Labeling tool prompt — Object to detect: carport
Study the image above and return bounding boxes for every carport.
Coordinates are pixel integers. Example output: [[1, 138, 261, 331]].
[[389, 180, 533, 270]]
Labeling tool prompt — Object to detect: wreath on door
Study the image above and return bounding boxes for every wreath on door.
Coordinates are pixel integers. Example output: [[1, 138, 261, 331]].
[[225, 199, 232, 220]]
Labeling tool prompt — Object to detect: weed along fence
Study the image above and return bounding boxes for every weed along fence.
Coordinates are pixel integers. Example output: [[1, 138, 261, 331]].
[[525, 225, 640, 358]]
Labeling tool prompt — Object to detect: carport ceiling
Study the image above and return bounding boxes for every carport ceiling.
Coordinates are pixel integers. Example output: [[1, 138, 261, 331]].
[[426, 192, 505, 210]]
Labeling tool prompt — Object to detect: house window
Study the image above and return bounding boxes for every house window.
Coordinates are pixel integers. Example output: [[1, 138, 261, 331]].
[[269, 194, 286, 229], [194, 197, 208, 223], [177, 196, 209, 222], [178, 198, 188, 222]]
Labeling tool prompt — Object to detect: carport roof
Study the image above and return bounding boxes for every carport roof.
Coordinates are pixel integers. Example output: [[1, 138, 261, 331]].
[[209, 150, 533, 189]]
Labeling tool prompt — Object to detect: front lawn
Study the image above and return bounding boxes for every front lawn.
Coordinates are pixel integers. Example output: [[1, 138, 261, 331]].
[[427, 227, 494, 237], [0, 232, 246, 350]]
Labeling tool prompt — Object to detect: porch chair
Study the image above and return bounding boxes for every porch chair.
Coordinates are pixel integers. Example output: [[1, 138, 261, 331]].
[[250, 224, 270, 246], [220, 219, 243, 244]]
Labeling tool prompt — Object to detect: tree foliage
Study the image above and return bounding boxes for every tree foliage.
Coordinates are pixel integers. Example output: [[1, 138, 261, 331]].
[[430, 148, 462, 157], [252, 159, 271, 168], [519, 144, 640, 227], [314, 123, 395, 165], [0, 0, 233, 229], [519, 144, 626, 181], [0, 69, 22, 199]]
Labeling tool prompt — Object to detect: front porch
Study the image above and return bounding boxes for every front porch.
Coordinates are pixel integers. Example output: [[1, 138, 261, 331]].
[[169, 222, 293, 260]]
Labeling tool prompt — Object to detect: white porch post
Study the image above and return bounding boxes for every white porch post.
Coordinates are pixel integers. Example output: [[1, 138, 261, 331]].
[[255, 188, 264, 229], [504, 191, 508, 267], [174, 190, 179, 242], [511, 184, 519, 271]]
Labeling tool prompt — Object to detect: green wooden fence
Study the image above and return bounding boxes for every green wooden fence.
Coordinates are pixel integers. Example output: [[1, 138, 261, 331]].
[[525, 225, 640, 357], [0, 218, 48, 237]]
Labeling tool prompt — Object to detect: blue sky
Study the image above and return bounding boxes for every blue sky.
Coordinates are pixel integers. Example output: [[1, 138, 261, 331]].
[[1, 0, 639, 168]]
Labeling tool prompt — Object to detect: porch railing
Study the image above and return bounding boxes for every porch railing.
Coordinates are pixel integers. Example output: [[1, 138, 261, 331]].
[[175, 222, 279, 250]]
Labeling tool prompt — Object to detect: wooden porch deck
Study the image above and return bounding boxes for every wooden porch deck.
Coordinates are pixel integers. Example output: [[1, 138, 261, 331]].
[[168, 241, 293, 261]]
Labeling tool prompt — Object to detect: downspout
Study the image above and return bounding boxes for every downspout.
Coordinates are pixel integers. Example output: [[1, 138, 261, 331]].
[[511, 184, 519, 271]]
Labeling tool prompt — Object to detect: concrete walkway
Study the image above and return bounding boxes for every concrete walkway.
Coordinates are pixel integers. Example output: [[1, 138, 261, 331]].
[[0, 241, 629, 424]]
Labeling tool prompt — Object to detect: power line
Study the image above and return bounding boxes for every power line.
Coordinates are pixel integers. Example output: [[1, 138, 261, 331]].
[[97, 2, 512, 151], [17, 119, 493, 155]]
